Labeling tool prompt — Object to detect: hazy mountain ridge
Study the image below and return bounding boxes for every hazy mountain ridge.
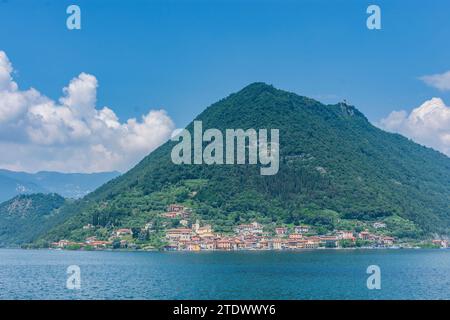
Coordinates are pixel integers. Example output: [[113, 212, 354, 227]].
[[0, 169, 121, 202]]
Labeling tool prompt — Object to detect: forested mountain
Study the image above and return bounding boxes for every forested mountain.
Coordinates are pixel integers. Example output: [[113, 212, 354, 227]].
[[36, 83, 450, 243], [0, 193, 67, 246]]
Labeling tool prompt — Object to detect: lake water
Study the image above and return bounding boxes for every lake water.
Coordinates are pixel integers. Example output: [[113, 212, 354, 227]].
[[0, 249, 449, 300]]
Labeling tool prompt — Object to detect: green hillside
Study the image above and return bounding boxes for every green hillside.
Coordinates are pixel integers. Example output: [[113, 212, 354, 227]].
[[38, 83, 450, 245], [0, 193, 66, 246]]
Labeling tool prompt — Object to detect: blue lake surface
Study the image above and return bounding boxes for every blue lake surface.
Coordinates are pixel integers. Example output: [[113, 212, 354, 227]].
[[1, 249, 449, 300]]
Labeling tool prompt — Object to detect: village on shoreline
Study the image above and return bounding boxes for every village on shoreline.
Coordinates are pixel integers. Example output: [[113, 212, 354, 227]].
[[50, 204, 450, 251]]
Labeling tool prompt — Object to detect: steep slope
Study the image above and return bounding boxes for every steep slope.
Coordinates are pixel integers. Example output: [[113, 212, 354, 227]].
[[0, 170, 121, 202], [40, 83, 450, 243], [0, 193, 67, 246]]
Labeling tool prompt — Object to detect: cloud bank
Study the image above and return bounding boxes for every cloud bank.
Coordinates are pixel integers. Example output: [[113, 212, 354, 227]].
[[379, 97, 450, 157], [0, 51, 175, 173]]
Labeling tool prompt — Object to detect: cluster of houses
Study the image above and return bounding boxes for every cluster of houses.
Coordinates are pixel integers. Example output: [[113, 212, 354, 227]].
[[51, 227, 135, 250], [161, 204, 192, 222], [432, 239, 449, 248], [51, 204, 404, 251], [163, 219, 397, 251]]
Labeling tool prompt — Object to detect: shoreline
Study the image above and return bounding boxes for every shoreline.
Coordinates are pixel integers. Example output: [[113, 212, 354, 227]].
[[2, 246, 444, 252]]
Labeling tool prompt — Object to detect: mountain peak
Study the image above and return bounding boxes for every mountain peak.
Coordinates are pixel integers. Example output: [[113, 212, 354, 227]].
[[198, 82, 369, 130], [233, 82, 278, 98], [240, 82, 275, 90]]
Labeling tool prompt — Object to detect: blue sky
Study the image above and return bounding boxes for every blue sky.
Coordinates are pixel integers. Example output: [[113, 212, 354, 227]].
[[1, 0, 450, 172], [1, 0, 449, 125]]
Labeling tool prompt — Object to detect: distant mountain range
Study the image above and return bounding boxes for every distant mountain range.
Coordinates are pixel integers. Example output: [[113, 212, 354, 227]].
[[0, 169, 121, 202]]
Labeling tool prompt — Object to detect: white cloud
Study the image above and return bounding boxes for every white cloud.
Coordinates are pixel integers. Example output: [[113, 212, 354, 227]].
[[0, 51, 18, 92], [379, 97, 450, 156], [420, 70, 450, 91], [0, 51, 175, 173]]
